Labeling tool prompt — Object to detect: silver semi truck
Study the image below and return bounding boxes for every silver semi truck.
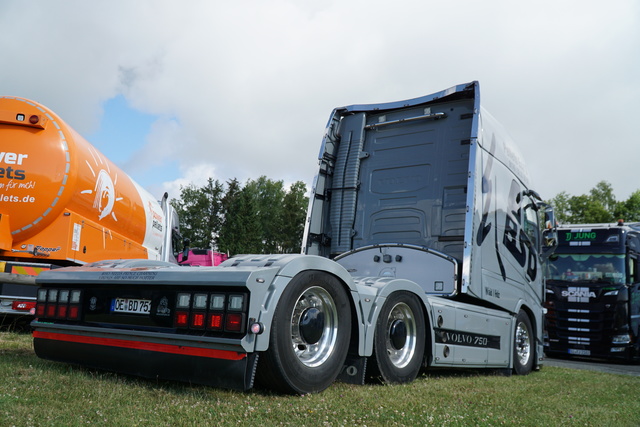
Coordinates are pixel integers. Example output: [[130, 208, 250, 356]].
[[31, 81, 556, 394]]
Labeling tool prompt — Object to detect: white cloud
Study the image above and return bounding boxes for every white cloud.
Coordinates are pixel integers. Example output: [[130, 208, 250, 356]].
[[161, 163, 219, 201]]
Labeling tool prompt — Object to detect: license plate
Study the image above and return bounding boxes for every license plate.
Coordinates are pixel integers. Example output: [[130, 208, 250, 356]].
[[112, 298, 151, 314], [568, 349, 590, 356]]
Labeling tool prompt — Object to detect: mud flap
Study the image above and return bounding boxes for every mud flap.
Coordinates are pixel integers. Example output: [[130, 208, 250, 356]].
[[337, 354, 367, 385]]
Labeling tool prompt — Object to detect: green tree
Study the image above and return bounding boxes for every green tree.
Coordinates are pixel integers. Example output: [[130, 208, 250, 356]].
[[281, 180, 309, 253], [548, 191, 570, 224], [615, 190, 640, 222], [589, 181, 617, 214], [566, 194, 611, 224], [170, 178, 224, 249], [245, 176, 286, 253], [548, 181, 640, 225], [218, 179, 262, 255], [171, 176, 308, 256]]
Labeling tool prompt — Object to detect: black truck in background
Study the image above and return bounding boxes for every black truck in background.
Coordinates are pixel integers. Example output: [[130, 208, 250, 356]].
[[544, 222, 640, 362]]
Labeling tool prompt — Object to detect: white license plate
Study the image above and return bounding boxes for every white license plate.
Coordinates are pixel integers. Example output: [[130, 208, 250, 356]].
[[112, 298, 151, 314], [569, 349, 591, 356]]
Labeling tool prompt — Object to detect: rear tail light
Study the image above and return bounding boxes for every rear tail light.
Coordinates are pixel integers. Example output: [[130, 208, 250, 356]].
[[208, 313, 224, 330], [46, 305, 57, 318], [177, 293, 191, 309], [193, 294, 207, 309], [56, 305, 68, 318], [191, 312, 206, 329], [175, 311, 189, 327], [35, 288, 82, 321], [68, 305, 80, 320], [225, 313, 244, 332], [174, 292, 248, 334]]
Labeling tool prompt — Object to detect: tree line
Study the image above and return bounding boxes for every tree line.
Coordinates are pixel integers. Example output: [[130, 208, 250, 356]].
[[170, 176, 308, 256], [548, 181, 640, 225]]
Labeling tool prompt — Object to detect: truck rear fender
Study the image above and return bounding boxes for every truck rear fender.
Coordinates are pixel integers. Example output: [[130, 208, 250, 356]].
[[236, 254, 363, 353]]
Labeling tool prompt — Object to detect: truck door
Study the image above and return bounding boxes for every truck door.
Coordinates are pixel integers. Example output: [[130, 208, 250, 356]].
[[501, 182, 543, 302]]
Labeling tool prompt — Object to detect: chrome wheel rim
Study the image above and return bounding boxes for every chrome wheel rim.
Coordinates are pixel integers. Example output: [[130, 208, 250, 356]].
[[385, 302, 417, 368], [290, 286, 338, 367], [515, 320, 531, 366]]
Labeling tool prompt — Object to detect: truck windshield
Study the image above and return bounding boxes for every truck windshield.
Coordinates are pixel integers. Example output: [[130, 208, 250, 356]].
[[546, 254, 626, 285]]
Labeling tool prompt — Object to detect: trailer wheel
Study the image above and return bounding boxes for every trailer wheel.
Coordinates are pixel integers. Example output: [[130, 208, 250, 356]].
[[513, 310, 534, 375], [369, 292, 425, 384], [257, 270, 351, 394]]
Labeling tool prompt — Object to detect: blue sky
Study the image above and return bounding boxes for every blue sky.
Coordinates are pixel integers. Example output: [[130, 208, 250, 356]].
[[1, 0, 639, 203], [87, 95, 154, 165], [87, 95, 181, 192]]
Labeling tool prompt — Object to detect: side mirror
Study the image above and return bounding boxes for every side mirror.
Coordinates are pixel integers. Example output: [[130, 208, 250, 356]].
[[538, 203, 557, 259], [180, 238, 191, 264]]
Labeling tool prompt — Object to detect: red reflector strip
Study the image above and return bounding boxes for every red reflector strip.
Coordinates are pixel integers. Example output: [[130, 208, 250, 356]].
[[32, 330, 247, 361]]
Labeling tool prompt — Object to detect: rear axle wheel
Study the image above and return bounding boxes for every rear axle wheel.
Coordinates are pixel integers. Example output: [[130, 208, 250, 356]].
[[257, 270, 351, 394], [369, 292, 425, 384]]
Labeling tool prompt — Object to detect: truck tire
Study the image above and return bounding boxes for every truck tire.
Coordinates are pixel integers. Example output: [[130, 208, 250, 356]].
[[257, 270, 351, 394], [513, 310, 534, 375], [369, 291, 425, 384]]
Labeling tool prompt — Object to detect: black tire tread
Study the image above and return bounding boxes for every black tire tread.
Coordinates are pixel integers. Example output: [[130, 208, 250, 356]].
[[368, 291, 426, 384], [256, 270, 351, 394]]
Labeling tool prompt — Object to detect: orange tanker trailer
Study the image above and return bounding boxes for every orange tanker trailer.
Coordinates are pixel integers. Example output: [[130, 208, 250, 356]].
[[0, 96, 180, 317]]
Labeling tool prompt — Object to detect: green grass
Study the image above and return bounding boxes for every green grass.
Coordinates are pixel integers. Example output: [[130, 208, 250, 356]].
[[1, 330, 639, 426]]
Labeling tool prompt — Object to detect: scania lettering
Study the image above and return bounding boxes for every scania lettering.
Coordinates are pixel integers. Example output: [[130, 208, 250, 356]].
[[32, 82, 557, 394], [544, 221, 640, 362], [560, 289, 597, 299]]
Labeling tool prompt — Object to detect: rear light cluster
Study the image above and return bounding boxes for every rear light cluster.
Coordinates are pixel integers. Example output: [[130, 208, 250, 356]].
[[174, 292, 248, 333], [35, 288, 82, 321]]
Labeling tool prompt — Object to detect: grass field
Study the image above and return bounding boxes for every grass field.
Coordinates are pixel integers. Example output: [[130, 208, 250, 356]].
[[1, 330, 639, 426]]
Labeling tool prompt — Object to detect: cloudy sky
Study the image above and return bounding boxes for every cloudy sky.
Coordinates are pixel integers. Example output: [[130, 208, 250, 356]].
[[2, 1, 638, 203]]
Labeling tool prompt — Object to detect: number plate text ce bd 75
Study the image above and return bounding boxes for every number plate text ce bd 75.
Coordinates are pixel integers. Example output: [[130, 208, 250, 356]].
[[111, 298, 151, 315]]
